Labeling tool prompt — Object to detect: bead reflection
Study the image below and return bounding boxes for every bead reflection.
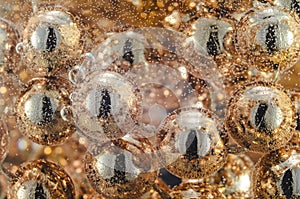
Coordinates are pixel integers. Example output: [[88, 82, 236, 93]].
[[85, 138, 157, 199], [157, 107, 227, 179], [8, 159, 75, 199], [22, 7, 85, 74], [253, 147, 300, 198], [235, 6, 300, 72], [72, 71, 142, 142], [226, 82, 295, 152], [16, 77, 74, 145]]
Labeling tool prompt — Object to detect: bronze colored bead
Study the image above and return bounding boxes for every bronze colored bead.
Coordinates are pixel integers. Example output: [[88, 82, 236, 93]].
[[253, 147, 300, 199], [72, 70, 142, 142], [21, 5, 85, 75], [16, 76, 75, 145], [226, 81, 295, 152], [157, 107, 228, 179], [8, 159, 75, 199], [235, 5, 300, 72], [85, 137, 158, 199]]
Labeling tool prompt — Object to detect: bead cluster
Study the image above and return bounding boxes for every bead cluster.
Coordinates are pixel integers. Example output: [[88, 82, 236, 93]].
[[0, 0, 300, 199]]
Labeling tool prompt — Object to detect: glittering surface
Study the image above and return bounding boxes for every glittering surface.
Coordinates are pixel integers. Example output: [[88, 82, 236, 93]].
[[8, 159, 75, 199], [0, 0, 300, 199]]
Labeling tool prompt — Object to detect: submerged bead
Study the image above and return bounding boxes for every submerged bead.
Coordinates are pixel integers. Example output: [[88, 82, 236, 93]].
[[235, 6, 300, 72], [226, 82, 295, 152], [157, 107, 227, 179], [16, 77, 74, 145], [8, 159, 75, 199], [21, 6, 85, 74]]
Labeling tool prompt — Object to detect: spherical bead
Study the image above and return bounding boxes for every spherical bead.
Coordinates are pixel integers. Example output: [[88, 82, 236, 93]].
[[72, 70, 142, 142], [226, 82, 295, 152], [8, 159, 75, 199], [253, 147, 300, 199], [85, 137, 158, 199], [157, 107, 228, 179], [21, 5, 85, 74], [16, 77, 75, 145], [235, 6, 300, 72]]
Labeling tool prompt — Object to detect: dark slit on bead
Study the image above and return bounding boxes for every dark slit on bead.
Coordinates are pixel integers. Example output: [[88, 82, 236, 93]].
[[45, 27, 57, 53], [35, 183, 47, 199], [266, 24, 278, 53], [111, 153, 128, 184], [296, 113, 300, 131], [207, 25, 221, 56], [254, 103, 270, 133], [97, 89, 111, 119], [184, 130, 199, 161], [38, 96, 53, 126], [123, 39, 134, 66], [281, 169, 293, 199], [291, 0, 300, 19]]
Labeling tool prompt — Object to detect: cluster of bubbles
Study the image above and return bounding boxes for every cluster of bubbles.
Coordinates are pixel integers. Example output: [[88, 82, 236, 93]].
[[0, 0, 299, 198]]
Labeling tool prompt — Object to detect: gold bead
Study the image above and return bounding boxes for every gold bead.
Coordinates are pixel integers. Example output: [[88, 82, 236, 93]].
[[85, 137, 158, 199], [16, 76, 75, 145], [235, 5, 300, 72], [253, 147, 300, 198], [21, 5, 85, 75], [72, 70, 142, 141], [226, 81, 295, 152], [185, 16, 236, 59], [8, 159, 75, 199], [157, 107, 228, 179]]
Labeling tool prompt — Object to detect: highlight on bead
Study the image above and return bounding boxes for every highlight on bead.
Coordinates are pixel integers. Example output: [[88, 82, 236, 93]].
[[16, 77, 75, 145], [226, 81, 295, 152], [8, 159, 75, 199]]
